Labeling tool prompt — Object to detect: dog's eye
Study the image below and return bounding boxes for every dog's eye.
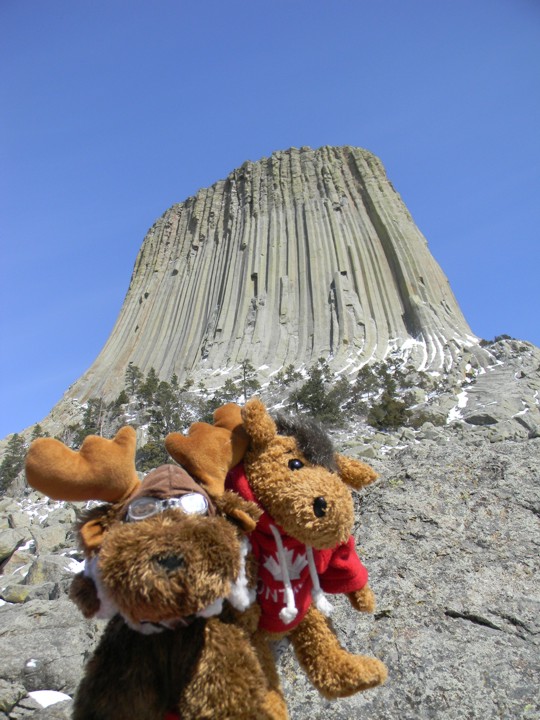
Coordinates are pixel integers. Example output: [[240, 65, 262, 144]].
[[288, 459, 304, 471]]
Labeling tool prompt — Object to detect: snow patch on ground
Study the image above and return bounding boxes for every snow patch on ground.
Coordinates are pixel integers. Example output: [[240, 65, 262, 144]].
[[28, 690, 72, 708], [512, 402, 530, 418], [19, 539, 36, 552], [447, 390, 469, 423], [66, 558, 85, 574], [20, 497, 65, 524]]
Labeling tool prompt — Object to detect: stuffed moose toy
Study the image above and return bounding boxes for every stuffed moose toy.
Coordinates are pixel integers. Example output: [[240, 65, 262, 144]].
[[25, 426, 279, 720], [166, 398, 388, 719]]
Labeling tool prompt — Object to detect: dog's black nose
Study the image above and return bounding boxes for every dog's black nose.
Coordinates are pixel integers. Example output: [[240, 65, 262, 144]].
[[154, 555, 185, 573], [313, 497, 328, 518]]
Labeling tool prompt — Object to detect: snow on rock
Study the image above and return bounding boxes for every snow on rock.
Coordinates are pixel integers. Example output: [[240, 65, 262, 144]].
[[28, 690, 72, 707], [19, 497, 65, 524], [447, 390, 469, 424], [66, 558, 85, 574]]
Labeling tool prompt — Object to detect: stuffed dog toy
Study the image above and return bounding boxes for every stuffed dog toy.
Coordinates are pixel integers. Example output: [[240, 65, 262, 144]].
[[25, 427, 276, 720], [166, 399, 388, 719]]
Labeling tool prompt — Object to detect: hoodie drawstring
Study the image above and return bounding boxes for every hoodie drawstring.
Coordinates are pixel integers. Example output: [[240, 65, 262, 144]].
[[269, 524, 334, 625], [270, 524, 298, 624], [306, 546, 334, 616]]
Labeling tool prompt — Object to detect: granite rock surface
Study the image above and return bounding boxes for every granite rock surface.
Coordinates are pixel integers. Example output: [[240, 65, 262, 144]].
[[1, 401, 539, 718]]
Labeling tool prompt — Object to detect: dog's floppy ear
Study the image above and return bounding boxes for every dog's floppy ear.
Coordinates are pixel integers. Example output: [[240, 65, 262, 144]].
[[335, 454, 378, 489], [215, 491, 262, 534]]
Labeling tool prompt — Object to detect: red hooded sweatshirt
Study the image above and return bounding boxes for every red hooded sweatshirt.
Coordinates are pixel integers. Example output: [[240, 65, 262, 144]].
[[226, 464, 369, 633]]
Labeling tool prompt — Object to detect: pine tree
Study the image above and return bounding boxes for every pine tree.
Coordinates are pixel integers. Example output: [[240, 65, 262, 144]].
[[148, 380, 183, 437], [353, 364, 379, 400], [367, 391, 410, 430], [79, 398, 107, 438], [125, 363, 144, 397], [181, 377, 194, 392], [113, 389, 129, 407], [136, 440, 171, 473], [139, 367, 160, 403], [0, 433, 27, 492], [271, 364, 302, 387], [30, 423, 49, 441], [240, 360, 261, 400], [288, 359, 347, 424]]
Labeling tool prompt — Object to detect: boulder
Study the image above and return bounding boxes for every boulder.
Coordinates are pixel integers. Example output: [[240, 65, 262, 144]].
[[0, 599, 102, 697], [28, 527, 69, 555], [0, 530, 29, 564], [23, 556, 81, 588]]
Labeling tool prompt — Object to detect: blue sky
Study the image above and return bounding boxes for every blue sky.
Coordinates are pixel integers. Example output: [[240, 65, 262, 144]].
[[1, 0, 539, 438]]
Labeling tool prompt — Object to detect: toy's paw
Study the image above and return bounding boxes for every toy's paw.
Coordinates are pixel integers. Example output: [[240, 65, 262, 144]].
[[312, 655, 388, 698], [261, 689, 289, 720], [350, 657, 388, 691], [69, 572, 101, 618], [348, 585, 376, 613]]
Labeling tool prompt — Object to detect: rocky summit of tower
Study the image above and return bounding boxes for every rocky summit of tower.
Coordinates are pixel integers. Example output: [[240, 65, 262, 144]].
[[63, 146, 486, 403]]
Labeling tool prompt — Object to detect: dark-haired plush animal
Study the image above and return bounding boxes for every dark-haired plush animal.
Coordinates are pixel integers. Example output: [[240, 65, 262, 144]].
[[166, 399, 388, 720], [25, 427, 276, 720]]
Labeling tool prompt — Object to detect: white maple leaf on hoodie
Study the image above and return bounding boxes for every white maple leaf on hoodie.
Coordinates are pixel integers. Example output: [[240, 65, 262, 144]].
[[264, 547, 308, 581]]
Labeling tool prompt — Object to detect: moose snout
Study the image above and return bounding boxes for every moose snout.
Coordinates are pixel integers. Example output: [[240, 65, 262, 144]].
[[313, 496, 328, 518], [153, 554, 185, 573]]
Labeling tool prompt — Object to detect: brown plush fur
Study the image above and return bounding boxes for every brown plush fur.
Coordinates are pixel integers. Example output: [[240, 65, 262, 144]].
[[97, 511, 242, 624], [239, 399, 387, 715], [243, 434, 354, 549], [285, 605, 386, 698], [69, 493, 273, 719], [73, 615, 270, 720], [25, 434, 277, 720]]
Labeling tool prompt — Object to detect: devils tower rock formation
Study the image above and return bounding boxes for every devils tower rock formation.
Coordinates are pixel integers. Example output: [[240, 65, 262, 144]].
[[67, 146, 481, 404]]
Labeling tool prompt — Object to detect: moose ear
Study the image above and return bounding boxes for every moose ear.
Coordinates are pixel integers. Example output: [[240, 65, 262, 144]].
[[80, 517, 109, 550], [335, 454, 378, 489], [215, 491, 262, 534], [241, 398, 277, 449]]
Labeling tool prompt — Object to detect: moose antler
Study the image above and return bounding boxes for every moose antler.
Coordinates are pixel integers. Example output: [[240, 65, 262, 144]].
[[25, 426, 140, 503], [165, 403, 249, 497]]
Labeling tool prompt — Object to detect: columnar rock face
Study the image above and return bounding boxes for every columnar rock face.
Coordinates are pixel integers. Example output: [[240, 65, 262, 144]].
[[69, 146, 481, 401]]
